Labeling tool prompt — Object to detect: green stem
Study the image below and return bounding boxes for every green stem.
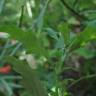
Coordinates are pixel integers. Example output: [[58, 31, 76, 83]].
[[68, 74, 96, 88], [18, 5, 25, 28], [10, 43, 22, 56], [57, 49, 68, 74], [0, 40, 10, 61]]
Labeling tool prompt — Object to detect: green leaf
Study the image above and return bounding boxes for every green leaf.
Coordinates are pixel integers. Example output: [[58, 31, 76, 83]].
[[0, 25, 47, 56], [74, 47, 96, 59], [0, 0, 5, 14], [55, 36, 65, 49], [46, 28, 59, 40], [69, 26, 96, 51], [0, 79, 13, 96], [36, 0, 50, 33], [58, 23, 70, 45], [5, 56, 48, 96]]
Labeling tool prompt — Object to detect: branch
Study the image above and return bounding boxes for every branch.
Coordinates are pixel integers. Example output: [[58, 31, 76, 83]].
[[68, 74, 96, 88], [60, 0, 87, 20]]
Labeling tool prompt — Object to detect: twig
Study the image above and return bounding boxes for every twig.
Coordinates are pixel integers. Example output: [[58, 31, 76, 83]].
[[60, 0, 87, 20], [68, 74, 96, 88]]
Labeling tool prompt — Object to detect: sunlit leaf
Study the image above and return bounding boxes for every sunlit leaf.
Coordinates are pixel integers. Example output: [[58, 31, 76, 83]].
[[0, 25, 47, 56]]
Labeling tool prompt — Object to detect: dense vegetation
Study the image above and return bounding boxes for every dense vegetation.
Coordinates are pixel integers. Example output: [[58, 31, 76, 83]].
[[0, 0, 96, 96]]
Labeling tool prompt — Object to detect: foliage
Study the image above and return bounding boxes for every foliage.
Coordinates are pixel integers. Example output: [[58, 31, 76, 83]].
[[0, 0, 96, 96]]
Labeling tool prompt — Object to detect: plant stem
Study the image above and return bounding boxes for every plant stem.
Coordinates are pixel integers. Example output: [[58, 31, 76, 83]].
[[10, 43, 22, 56], [0, 40, 10, 61], [60, 0, 87, 20], [68, 74, 96, 88], [18, 5, 24, 28]]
